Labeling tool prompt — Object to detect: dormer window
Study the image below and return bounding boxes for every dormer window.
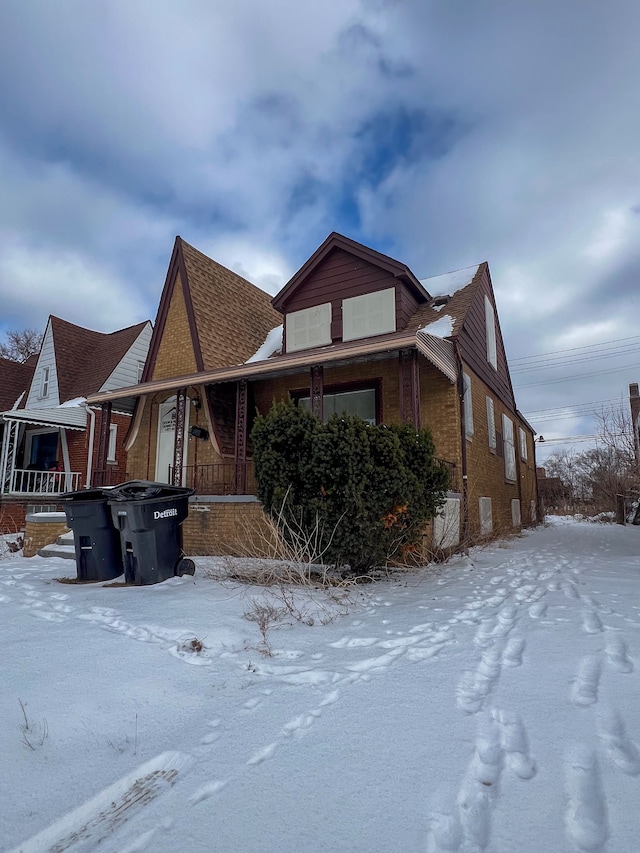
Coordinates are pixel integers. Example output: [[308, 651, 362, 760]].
[[342, 287, 395, 342], [40, 366, 50, 398], [286, 303, 332, 353]]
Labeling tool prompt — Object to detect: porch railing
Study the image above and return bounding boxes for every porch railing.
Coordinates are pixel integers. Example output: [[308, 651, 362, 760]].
[[169, 462, 256, 496], [10, 469, 82, 495]]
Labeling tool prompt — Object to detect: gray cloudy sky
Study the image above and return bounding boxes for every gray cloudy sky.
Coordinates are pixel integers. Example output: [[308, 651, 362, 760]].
[[1, 0, 639, 462]]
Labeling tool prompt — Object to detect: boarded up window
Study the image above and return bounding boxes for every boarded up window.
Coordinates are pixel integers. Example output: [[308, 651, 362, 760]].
[[343, 288, 396, 341], [463, 373, 474, 438], [511, 499, 521, 527], [486, 396, 496, 449], [434, 497, 460, 549], [530, 500, 537, 523], [502, 414, 516, 481], [479, 497, 493, 535], [485, 295, 497, 369], [519, 426, 528, 461], [286, 303, 332, 352], [107, 424, 117, 462]]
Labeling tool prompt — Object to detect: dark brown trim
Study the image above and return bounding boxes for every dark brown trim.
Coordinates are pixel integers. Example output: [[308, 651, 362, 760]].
[[399, 348, 420, 430], [234, 379, 248, 493], [272, 232, 431, 312], [310, 365, 324, 421], [95, 401, 112, 475], [142, 238, 182, 383], [176, 240, 205, 372]]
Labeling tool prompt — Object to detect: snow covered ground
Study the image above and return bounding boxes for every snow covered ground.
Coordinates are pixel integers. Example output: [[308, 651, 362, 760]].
[[1, 517, 639, 853]]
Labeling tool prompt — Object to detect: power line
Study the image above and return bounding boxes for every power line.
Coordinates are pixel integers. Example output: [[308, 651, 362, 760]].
[[524, 397, 623, 416], [511, 344, 640, 374], [510, 334, 640, 363], [514, 361, 640, 389]]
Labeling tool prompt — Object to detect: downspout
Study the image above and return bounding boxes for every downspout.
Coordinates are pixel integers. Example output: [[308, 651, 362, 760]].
[[85, 404, 96, 489], [454, 343, 470, 548]]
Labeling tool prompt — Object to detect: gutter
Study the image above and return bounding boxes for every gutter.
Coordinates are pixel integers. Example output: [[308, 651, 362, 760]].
[[85, 404, 95, 489]]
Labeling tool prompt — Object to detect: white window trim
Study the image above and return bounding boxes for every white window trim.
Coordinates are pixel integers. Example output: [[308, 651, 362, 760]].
[[485, 295, 497, 370], [107, 424, 118, 463], [486, 396, 496, 450], [463, 373, 474, 439], [40, 366, 50, 398]]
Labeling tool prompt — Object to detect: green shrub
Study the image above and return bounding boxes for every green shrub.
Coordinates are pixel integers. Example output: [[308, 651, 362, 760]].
[[251, 402, 450, 572]]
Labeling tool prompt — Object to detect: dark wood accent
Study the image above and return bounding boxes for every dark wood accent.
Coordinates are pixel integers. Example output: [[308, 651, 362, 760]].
[[172, 387, 187, 486], [234, 379, 248, 493], [95, 401, 112, 475], [310, 365, 324, 420], [455, 264, 516, 412], [399, 349, 420, 430], [141, 237, 204, 383], [397, 285, 420, 332]]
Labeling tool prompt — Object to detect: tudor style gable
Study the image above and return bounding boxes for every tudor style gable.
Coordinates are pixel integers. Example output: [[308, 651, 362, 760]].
[[272, 233, 431, 354]]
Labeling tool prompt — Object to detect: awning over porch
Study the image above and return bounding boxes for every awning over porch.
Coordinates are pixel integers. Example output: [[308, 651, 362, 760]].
[[1, 406, 87, 430]]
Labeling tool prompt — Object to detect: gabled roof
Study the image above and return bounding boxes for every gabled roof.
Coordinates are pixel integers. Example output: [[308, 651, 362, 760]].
[[0, 355, 36, 411], [271, 232, 431, 312], [143, 237, 281, 379], [408, 263, 485, 337], [51, 316, 150, 403]]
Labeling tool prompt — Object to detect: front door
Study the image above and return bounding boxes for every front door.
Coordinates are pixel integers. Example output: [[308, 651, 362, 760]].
[[155, 397, 189, 484]]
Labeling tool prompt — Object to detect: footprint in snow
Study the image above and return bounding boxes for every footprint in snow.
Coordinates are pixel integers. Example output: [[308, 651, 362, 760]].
[[605, 635, 633, 673], [570, 656, 601, 707], [597, 708, 640, 776], [564, 744, 609, 852]]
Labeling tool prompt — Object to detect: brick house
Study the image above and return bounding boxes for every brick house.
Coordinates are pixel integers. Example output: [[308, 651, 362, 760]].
[[86, 233, 538, 555], [0, 315, 152, 531]]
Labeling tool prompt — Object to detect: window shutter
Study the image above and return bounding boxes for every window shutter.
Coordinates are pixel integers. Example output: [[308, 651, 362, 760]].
[[463, 373, 474, 438], [486, 396, 496, 449], [502, 414, 516, 480]]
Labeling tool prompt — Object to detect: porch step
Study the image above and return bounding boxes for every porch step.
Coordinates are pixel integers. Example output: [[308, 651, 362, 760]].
[[38, 530, 76, 559], [37, 543, 76, 560]]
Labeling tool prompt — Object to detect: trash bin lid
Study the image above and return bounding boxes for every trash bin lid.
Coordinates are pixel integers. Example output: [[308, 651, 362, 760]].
[[108, 480, 194, 502]]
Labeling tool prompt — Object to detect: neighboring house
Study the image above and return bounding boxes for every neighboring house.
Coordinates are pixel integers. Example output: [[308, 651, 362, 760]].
[[536, 467, 571, 511], [0, 315, 152, 530], [86, 233, 538, 555]]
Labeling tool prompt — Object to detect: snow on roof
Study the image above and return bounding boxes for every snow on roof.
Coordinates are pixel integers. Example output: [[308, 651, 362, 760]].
[[419, 264, 480, 297], [60, 397, 87, 407], [245, 325, 283, 363], [419, 314, 454, 338]]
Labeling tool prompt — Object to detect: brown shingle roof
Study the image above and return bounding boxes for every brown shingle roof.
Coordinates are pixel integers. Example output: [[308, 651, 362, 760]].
[[0, 356, 36, 411], [407, 263, 485, 337], [179, 239, 282, 370], [50, 316, 149, 403]]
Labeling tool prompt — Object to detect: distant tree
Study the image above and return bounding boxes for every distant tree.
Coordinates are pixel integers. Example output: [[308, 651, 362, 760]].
[[543, 405, 640, 510], [0, 328, 43, 362]]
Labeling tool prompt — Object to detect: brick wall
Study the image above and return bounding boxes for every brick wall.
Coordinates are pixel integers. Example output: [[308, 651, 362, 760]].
[[0, 498, 62, 534], [152, 273, 198, 380], [183, 498, 277, 556], [23, 513, 69, 557]]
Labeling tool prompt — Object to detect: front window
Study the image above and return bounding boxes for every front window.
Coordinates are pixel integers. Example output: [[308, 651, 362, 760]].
[[286, 303, 332, 352], [40, 366, 50, 398], [342, 288, 396, 342], [298, 386, 377, 425]]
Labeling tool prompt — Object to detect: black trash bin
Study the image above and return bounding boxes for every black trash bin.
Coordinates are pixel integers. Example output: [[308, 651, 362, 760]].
[[59, 488, 124, 581], [108, 481, 195, 585]]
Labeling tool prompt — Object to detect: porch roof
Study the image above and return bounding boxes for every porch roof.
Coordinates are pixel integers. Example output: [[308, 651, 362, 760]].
[[1, 406, 87, 430], [85, 330, 458, 406]]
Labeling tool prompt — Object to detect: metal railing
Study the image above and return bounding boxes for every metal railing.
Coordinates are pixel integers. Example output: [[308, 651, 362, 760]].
[[436, 458, 459, 493], [9, 469, 82, 495], [169, 462, 256, 496]]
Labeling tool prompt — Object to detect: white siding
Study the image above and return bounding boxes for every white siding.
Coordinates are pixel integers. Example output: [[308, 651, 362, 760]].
[[25, 321, 59, 408], [99, 322, 153, 392], [342, 288, 396, 341]]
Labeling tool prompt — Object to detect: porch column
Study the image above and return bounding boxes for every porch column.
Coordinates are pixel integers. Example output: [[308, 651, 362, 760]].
[[399, 349, 421, 430], [311, 365, 324, 421], [172, 387, 187, 486], [234, 379, 248, 494], [95, 401, 112, 486]]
